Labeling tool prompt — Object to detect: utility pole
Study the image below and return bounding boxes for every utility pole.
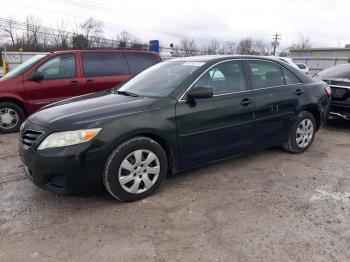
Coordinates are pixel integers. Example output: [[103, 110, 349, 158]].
[[272, 33, 282, 56]]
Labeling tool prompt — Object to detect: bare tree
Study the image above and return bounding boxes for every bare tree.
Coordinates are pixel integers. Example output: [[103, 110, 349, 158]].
[[253, 39, 268, 55], [40, 33, 52, 51], [53, 21, 70, 50], [115, 30, 145, 49], [178, 38, 198, 56], [220, 41, 236, 54], [203, 39, 220, 55], [80, 17, 103, 48], [290, 34, 312, 51], [236, 38, 268, 55], [26, 16, 42, 51], [236, 37, 254, 55], [117, 31, 134, 48], [72, 34, 89, 49], [0, 16, 16, 46]]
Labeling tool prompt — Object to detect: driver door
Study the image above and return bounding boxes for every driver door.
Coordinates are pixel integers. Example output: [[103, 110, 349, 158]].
[[176, 60, 255, 166], [24, 54, 81, 112]]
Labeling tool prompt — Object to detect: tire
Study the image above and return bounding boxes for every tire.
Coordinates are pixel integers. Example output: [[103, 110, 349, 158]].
[[0, 102, 25, 134], [103, 136, 168, 202], [283, 111, 316, 153]]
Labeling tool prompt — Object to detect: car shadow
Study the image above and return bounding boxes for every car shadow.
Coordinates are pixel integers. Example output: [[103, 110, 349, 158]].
[[325, 118, 350, 131]]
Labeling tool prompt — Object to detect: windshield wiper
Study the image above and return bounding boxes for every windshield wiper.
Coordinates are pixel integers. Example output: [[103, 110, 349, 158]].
[[116, 90, 139, 97]]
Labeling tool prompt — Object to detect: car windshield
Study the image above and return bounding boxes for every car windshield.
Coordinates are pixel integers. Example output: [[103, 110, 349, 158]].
[[117, 61, 203, 97], [317, 64, 350, 80], [1, 54, 47, 80]]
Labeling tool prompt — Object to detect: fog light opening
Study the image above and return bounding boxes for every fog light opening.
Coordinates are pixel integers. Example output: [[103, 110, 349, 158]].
[[47, 174, 66, 189]]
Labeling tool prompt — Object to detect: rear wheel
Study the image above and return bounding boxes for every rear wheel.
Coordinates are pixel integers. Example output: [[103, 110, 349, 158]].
[[0, 102, 25, 133], [283, 111, 316, 153], [103, 137, 168, 201]]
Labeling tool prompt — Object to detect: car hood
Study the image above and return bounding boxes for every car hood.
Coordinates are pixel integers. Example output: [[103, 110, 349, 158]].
[[28, 91, 157, 131]]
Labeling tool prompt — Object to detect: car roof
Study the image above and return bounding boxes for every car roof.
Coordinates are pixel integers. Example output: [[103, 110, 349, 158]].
[[50, 49, 160, 56], [170, 55, 313, 84], [169, 55, 285, 63], [276, 57, 293, 61]]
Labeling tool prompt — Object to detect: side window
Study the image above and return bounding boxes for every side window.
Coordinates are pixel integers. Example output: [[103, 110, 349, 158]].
[[37, 55, 75, 79], [82, 52, 129, 77], [194, 61, 246, 95], [125, 53, 160, 74], [248, 61, 284, 89], [283, 69, 301, 85]]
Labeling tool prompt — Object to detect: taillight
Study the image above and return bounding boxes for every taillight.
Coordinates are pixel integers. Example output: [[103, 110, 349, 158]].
[[325, 86, 332, 97]]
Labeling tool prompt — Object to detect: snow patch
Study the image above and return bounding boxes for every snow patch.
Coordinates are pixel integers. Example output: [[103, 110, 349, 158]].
[[310, 186, 350, 202]]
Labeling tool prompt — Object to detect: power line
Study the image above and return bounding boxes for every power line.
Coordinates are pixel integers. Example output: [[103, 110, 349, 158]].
[[0, 17, 183, 52], [6, 0, 276, 49], [0, 16, 277, 56], [52, 0, 274, 36]]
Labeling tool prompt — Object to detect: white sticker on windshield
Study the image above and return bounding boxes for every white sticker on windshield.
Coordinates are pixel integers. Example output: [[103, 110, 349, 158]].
[[183, 62, 205, 67]]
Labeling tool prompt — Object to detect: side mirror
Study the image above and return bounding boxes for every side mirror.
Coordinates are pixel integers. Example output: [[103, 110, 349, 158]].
[[187, 86, 213, 100], [28, 71, 44, 81]]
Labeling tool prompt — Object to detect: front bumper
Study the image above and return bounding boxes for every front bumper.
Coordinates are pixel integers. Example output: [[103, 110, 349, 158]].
[[330, 112, 350, 120], [18, 121, 108, 195]]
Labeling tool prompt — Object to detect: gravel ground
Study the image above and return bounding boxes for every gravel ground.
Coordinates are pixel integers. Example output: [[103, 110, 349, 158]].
[[0, 119, 350, 262]]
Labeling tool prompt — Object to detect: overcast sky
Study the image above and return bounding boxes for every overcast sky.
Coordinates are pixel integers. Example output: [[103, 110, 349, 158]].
[[3, 0, 350, 49]]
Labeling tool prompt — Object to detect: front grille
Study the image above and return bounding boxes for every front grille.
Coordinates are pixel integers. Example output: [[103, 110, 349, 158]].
[[20, 130, 44, 148]]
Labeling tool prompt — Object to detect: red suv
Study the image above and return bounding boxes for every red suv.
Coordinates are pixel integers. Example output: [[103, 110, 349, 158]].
[[0, 50, 162, 133]]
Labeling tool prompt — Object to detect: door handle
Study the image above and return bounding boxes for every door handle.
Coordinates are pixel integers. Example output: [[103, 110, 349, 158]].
[[240, 98, 253, 106], [70, 80, 79, 85], [295, 89, 305, 95], [86, 79, 94, 83]]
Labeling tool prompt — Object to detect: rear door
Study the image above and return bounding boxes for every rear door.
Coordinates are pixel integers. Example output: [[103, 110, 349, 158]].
[[176, 60, 255, 165], [80, 52, 131, 94], [23, 53, 80, 112], [124, 53, 161, 75], [247, 60, 304, 148]]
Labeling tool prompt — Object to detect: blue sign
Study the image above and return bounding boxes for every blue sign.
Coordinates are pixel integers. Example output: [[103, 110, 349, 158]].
[[149, 40, 160, 53]]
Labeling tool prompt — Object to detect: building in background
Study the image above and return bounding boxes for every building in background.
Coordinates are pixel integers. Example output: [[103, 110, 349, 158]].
[[289, 46, 350, 74]]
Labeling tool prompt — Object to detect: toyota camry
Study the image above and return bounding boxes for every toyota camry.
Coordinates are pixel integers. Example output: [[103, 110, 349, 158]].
[[19, 56, 331, 201]]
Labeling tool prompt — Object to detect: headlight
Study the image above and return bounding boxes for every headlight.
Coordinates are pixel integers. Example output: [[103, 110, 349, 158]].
[[37, 128, 102, 150]]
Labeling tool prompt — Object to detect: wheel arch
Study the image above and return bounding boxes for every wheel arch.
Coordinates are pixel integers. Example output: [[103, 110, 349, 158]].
[[0, 96, 28, 116], [111, 131, 176, 174], [301, 105, 321, 130]]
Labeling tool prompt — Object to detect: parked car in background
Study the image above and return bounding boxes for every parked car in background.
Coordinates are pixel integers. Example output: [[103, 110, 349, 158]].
[[315, 63, 350, 120], [276, 57, 310, 74], [296, 63, 310, 74], [19, 55, 331, 201], [276, 57, 299, 69], [0, 50, 162, 133]]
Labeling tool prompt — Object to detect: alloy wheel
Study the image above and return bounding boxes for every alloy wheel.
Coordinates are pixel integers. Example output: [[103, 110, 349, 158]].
[[0, 108, 19, 130], [118, 149, 160, 194], [296, 119, 314, 148]]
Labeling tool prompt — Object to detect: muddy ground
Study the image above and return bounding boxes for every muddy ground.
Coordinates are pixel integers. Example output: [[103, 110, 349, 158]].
[[1, 119, 350, 262]]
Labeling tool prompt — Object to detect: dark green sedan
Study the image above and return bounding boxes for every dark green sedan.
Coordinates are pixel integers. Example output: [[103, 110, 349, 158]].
[[19, 56, 331, 201]]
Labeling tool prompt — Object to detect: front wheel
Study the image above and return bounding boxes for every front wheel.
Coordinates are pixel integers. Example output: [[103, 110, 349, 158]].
[[103, 137, 168, 201], [283, 111, 316, 153], [0, 102, 25, 133]]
